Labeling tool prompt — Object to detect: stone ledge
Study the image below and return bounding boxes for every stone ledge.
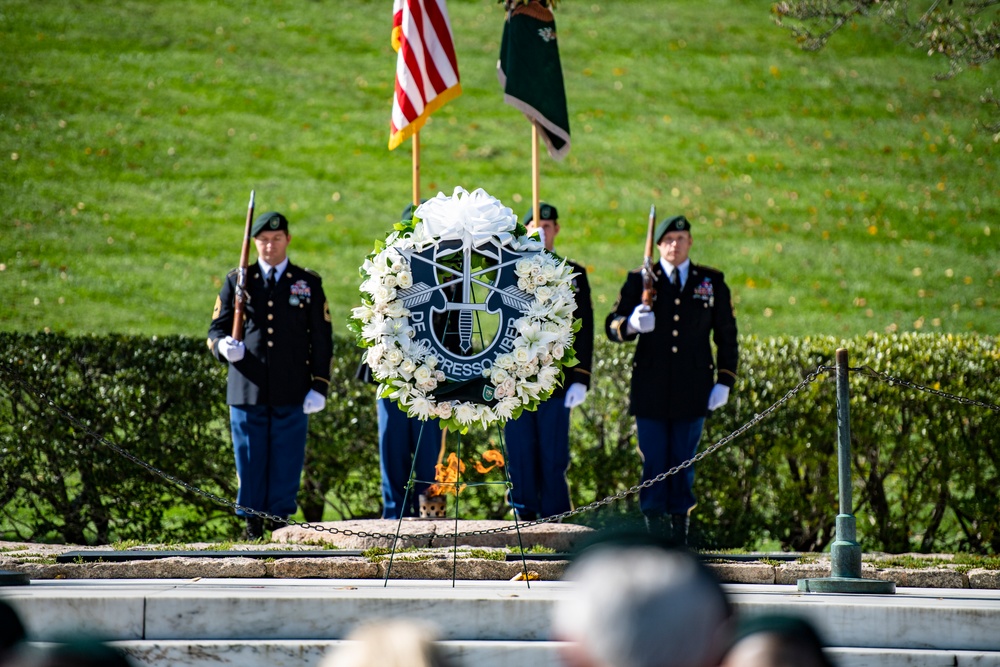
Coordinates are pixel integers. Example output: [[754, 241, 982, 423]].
[[2, 533, 998, 587]]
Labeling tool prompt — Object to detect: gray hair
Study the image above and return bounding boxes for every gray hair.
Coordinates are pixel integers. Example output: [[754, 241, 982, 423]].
[[552, 544, 734, 667]]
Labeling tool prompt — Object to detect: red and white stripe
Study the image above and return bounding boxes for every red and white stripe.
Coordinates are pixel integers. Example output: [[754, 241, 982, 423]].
[[389, 0, 462, 150]]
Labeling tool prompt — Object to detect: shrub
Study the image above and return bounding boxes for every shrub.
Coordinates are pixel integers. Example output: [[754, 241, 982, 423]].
[[1, 332, 997, 552]]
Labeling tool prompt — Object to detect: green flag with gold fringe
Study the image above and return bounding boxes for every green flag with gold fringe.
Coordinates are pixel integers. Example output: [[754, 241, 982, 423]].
[[497, 0, 570, 160]]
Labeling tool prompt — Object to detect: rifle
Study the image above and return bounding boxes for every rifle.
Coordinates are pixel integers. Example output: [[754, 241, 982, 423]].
[[641, 204, 657, 307], [231, 190, 255, 341]]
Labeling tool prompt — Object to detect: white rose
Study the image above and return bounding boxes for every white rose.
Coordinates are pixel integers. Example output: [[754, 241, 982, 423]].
[[383, 274, 398, 288], [436, 402, 453, 419], [397, 271, 413, 289], [513, 346, 532, 364], [490, 368, 510, 384], [414, 365, 433, 384], [385, 301, 407, 318], [535, 285, 553, 302], [385, 348, 404, 367], [552, 344, 565, 360]]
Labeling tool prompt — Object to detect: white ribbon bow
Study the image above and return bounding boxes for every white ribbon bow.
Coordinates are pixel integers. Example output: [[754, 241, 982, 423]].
[[415, 187, 517, 251]]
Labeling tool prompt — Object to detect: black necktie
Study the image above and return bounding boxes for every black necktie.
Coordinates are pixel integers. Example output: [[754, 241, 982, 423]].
[[671, 268, 679, 288], [266, 268, 276, 293]]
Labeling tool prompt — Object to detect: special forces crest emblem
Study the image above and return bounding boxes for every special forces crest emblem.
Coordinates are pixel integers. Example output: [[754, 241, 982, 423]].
[[352, 187, 580, 430]]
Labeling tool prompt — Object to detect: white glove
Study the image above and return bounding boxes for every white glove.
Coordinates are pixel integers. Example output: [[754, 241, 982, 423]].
[[218, 336, 245, 362], [303, 389, 326, 415], [564, 383, 587, 409], [707, 384, 730, 411], [628, 304, 655, 334]]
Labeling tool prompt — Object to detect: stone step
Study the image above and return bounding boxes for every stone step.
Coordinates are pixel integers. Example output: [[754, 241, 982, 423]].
[[5, 579, 1000, 667], [106, 639, 1000, 667]]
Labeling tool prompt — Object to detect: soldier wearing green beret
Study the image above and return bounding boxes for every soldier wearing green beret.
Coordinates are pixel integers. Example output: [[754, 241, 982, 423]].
[[208, 210, 333, 541], [605, 214, 738, 543], [504, 202, 594, 520]]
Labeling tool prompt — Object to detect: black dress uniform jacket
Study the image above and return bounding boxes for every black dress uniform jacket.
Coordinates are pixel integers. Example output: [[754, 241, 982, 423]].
[[605, 262, 737, 419], [561, 258, 594, 394], [208, 262, 334, 406]]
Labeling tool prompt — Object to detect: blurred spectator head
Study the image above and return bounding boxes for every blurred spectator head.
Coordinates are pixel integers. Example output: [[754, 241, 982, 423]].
[[552, 535, 735, 667]]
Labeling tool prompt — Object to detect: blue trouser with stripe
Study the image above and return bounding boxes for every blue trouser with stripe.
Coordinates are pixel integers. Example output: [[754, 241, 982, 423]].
[[230, 404, 308, 518], [503, 396, 572, 520], [636, 416, 706, 517], [378, 398, 442, 519]]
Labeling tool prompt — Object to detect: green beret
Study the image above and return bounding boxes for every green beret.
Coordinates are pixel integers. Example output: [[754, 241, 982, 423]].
[[523, 202, 558, 224], [654, 215, 691, 243], [251, 211, 288, 237]]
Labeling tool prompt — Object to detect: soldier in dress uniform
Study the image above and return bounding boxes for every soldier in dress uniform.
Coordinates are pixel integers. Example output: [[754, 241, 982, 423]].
[[605, 214, 738, 543], [208, 211, 333, 540], [356, 201, 450, 521], [504, 203, 594, 520]]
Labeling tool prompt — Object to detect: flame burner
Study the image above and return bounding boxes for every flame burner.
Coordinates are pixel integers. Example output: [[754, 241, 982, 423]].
[[418, 493, 447, 519]]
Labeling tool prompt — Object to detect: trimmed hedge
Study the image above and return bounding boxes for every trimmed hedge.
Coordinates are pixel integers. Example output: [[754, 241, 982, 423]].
[[1, 332, 997, 552]]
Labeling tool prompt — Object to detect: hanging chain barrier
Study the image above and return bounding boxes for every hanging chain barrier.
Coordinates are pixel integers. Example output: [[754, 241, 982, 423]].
[[2, 359, 997, 542], [852, 365, 1000, 413]]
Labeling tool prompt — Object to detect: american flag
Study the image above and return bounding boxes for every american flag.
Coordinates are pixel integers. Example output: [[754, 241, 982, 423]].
[[389, 0, 462, 150]]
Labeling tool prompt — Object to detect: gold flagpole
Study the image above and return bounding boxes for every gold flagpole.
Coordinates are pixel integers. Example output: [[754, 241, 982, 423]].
[[412, 131, 421, 207], [531, 122, 540, 224]]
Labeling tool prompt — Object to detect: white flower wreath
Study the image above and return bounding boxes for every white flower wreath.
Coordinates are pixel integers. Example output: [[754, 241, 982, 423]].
[[350, 186, 580, 432]]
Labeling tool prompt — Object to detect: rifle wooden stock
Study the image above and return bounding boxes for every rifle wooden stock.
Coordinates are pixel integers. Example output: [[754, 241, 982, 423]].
[[641, 204, 657, 306], [231, 190, 255, 341]]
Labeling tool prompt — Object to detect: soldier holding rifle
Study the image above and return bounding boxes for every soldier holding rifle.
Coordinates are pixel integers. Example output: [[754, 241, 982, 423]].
[[208, 194, 333, 541], [605, 211, 738, 544]]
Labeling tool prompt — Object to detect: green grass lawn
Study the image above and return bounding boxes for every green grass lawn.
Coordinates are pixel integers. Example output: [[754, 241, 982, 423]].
[[2, 0, 996, 339]]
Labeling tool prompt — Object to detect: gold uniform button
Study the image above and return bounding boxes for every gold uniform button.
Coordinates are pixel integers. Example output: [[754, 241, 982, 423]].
[[673, 315, 680, 321], [267, 327, 274, 334], [674, 298, 681, 305], [672, 346, 678, 353], [267, 314, 274, 321], [672, 330, 679, 337], [267, 341, 274, 348], [268, 300, 274, 307]]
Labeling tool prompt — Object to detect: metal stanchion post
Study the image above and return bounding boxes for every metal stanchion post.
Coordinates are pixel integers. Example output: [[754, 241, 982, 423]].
[[798, 348, 895, 594]]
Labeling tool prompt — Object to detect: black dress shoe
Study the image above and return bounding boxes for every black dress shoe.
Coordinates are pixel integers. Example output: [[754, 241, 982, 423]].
[[265, 516, 289, 532], [644, 513, 673, 540], [671, 513, 690, 546], [244, 516, 264, 541]]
